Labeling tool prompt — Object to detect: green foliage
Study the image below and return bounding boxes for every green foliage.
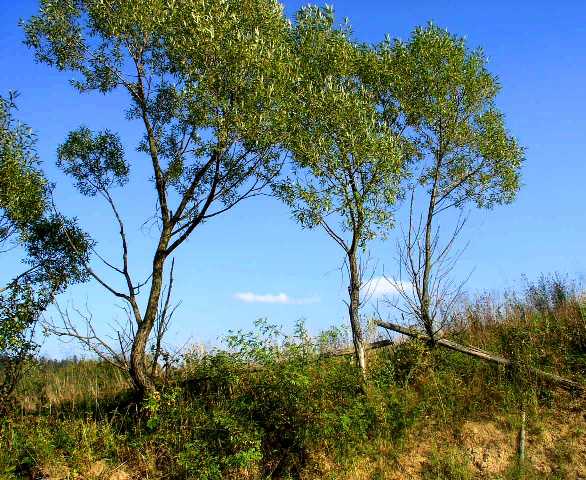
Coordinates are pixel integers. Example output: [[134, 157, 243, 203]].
[[0, 415, 122, 478], [23, 0, 294, 223], [0, 92, 46, 246], [0, 210, 91, 412], [22, 0, 301, 393], [365, 23, 525, 342], [165, 0, 296, 145], [57, 127, 128, 197], [0, 284, 39, 410], [277, 6, 407, 246], [372, 23, 524, 209], [178, 320, 386, 476], [372, 338, 429, 387], [21, 213, 91, 290]]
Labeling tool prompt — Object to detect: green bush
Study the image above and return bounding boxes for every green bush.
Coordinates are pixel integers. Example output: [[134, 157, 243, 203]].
[[167, 320, 387, 476]]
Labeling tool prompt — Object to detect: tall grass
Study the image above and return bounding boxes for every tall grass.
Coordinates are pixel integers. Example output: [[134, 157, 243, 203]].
[[14, 358, 130, 414], [1, 275, 585, 479]]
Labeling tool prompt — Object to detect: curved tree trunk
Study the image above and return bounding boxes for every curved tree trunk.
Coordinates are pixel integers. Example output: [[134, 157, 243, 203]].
[[129, 246, 168, 396]]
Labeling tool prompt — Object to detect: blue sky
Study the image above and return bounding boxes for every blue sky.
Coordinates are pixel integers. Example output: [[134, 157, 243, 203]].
[[1, 1, 585, 357]]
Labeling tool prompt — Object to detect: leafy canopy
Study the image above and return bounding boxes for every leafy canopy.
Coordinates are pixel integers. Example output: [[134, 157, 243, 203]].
[[372, 24, 524, 209], [278, 6, 407, 251], [0, 93, 90, 292], [0, 93, 47, 246], [57, 127, 128, 197], [24, 0, 296, 230]]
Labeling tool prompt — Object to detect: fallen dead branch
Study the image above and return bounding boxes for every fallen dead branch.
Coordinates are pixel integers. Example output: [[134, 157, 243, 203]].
[[373, 319, 584, 394]]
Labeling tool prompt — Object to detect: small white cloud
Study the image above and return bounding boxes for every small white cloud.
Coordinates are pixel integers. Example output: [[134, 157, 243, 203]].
[[233, 292, 320, 305], [362, 276, 413, 298]]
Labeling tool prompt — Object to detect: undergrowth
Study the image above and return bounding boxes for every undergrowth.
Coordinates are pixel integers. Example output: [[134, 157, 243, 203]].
[[0, 275, 585, 479]]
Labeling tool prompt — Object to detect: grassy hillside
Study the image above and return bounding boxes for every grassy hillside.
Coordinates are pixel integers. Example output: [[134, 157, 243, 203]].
[[1, 276, 585, 479]]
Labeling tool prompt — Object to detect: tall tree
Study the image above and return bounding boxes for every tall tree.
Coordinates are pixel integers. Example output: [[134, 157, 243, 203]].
[[0, 92, 89, 411], [368, 24, 524, 340], [276, 7, 407, 375], [23, 0, 295, 395]]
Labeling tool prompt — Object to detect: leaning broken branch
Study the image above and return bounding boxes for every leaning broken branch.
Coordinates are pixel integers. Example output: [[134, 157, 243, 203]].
[[374, 319, 584, 394]]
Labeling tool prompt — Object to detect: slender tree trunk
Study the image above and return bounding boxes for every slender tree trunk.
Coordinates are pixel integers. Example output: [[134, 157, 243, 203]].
[[348, 248, 366, 375], [421, 155, 441, 342], [129, 244, 168, 395]]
